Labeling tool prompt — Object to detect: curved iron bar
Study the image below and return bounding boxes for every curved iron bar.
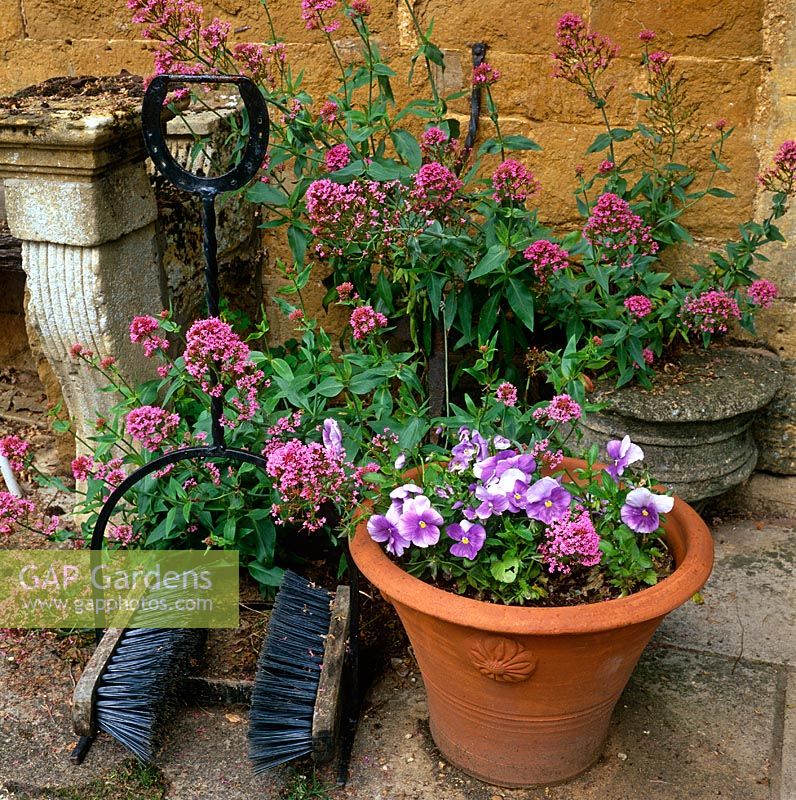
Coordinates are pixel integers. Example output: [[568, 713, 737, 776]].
[[464, 42, 487, 155]]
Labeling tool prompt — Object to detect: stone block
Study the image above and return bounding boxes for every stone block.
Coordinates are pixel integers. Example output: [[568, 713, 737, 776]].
[[714, 471, 796, 517], [755, 300, 796, 360], [754, 358, 796, 474], [591, 0, 765, 59], [23, 0, 137, 41], [415, 0, 588, 55], [4, 161, 157, 246], [0, 0, 23, 42]]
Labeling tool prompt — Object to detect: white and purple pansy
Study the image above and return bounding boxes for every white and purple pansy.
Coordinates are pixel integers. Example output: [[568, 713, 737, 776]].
[[620, 487, 673, 533]]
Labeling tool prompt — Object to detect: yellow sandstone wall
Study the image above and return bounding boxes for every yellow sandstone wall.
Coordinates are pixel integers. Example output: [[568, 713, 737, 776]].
[[1, 0, 796, 478]]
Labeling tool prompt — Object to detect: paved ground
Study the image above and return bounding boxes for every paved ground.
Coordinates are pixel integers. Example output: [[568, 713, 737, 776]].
[[1, 517, 794, 799]]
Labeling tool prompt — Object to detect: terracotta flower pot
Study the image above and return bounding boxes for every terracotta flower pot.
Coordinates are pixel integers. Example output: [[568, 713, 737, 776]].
[[349, 458, 714, 788]]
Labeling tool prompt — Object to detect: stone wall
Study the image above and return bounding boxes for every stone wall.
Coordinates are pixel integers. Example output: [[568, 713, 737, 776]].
[[1, 0, 795, 481]]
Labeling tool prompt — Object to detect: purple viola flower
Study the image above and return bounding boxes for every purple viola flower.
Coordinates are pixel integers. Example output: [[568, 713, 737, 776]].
[[605, 435, 644, 480], [506, 478, 530, 512], [525, 477, 571, 524], [491, 467, 528, 495], [450, 429, 479, 472], [367, 506, 411, 556], [473, 450, 516, 482], [322, 418, 343, 455], [492, 435, 512, 450], [389, 483, 422, 502], [463, 506, 477, 521], [397, 495, 443, 547], [394, 453, 406, 470], [474, 485, 510, 519], [471, 430, 489, 460], [620, 487, 674, 534], [446, 520, 487, 560]]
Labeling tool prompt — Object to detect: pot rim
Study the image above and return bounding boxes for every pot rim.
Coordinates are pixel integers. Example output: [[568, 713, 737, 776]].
[[349, 458, 714, 635]]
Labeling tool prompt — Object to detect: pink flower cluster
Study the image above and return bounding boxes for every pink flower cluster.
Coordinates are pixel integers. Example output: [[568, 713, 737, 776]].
[[108, 524, 139, 546], [583, 193, 659, 267], [624, 294, 653, 318], [71, 455, 94, 482], [472, 62, 501, 86], [125, 405, 181, 451], [680, 289, 742, 334], [129, 315, 169, 358], [301, 0, 339, 32], [350, 306, 388, 340], [410, 162, 463, 212], [758, 140, 796, 196], [747, 279, 778, 308], [319, 100, 338, 125], [264, 435, 357, 532], [491, 159, 541, 204], [533, 394, 582, 424], [598, 159, 615, 174], [495, 382, 518, 407], [552, 13, 619, 87], [325, 143, 350, 172], [0, 435, 30, 472], [523, 240, 569, 284], [646, 50, 671, 74], [0, 492, 36, 535], [183, 317, 267, 426], [539, 508, 602, 574]]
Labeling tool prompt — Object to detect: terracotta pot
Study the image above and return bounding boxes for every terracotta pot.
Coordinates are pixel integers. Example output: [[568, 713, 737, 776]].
[[349, 458, 714, 788]]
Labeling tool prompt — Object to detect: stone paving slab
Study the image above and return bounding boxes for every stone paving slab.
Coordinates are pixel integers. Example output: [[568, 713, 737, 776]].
[[340, 645, 782, 800], [656, 519, 796, 666]]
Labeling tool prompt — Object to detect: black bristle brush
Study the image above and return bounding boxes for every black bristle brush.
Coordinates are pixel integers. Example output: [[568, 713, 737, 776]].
[[72, 625, 206, 764], [248, 570, 354, 776]]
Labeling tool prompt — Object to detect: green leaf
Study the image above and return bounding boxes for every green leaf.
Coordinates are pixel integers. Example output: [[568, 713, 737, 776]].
[[490, 556, 520, 583], [348, 369, 391, 395], [610, 128, 634, 141], [469, 244, 509, 280], [287, 225, 307, 267], [502, 134, 541, 152], [269, 358, 294, 381], [391, 129, 422, 170], [706, 187, 735, 199], [585, 133, 613, 154], [248, 562, 285, 588], [247, 182, 289, 206], [477, 293, 501, 342], [506, 278, 535, 331], [312, 376, 344, 397]]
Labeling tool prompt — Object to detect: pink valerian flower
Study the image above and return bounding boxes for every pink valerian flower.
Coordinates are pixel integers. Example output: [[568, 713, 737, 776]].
[[583, 193, 659, 267], [71, 455, 95, 482], [598, 159, 615, 174], [349, 306, 388, 340], [336, 282, 355, 300], [0, 435, 30, 472], [472, 62, 501, 86], [99, 356, 117, 369], [265, 438, 356, 532], [107, 524, 139, 546], [523, 240, 569, 284], [680, 289, 742, 335], [639, 29, 656, 43], [0, 492, 37, 535], [301, 0, 339, 32], [715, 118, 728, 132], [69, 343, 84, 358], [758, 140, 796, 195], [642, 348, 655, 365], [94, 457, 126, 492], [551, 13, 619, 90], [125, 406, 181, 451], [288, 308, 304, 322], [200, 18, 230, 49], [348, 0, 370, 16], [533, 394, 582, 423], [646, 50, 672, 74], [747, 279, 778, 308], [491, 159, 541, 204], [495, 382, 518, 407], [325, 143, 350, 172], [319, 100, 339, 125], [410, 162, 463, 212], [421, 126, 449, 152], [157, 365, 170, 378], [624, 295, 653, 318], [540, 508, 602, 574], [129, 314, 169, 357], [182, 317, 267, 426], [620, 487, 673, 534]]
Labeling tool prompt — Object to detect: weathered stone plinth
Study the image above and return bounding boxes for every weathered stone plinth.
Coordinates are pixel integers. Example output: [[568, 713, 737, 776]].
[[0, 98, 163, 451], [579, 347, 783, 503]]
